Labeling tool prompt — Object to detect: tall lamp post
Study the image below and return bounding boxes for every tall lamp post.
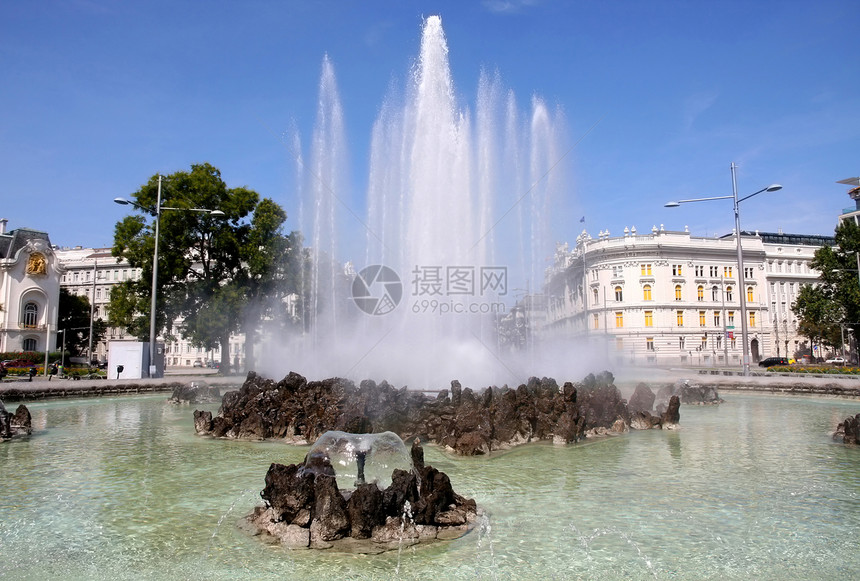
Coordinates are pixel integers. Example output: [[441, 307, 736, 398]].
[[665, 163, 782, 376], [114, 175, 225, 378]]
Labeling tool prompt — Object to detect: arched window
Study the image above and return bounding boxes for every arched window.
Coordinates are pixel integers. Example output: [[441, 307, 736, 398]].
[[711, 286, 719, 301], [22, 302, 38, 328], [697, 285, 704, 302], [726, 286, 733, 302], [643, 284, 652, 301], [747, 286, 754, 303], [675, 285, 682, 301], [23, 338, 37, 351], [614, 286, 623, 301]]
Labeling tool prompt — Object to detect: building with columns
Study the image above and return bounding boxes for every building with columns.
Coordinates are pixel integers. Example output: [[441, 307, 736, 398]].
[[53, 246, 141, 363], [542, 225, 833, 366], [0, 219, 62, 354], [54, 245, 247, 369]]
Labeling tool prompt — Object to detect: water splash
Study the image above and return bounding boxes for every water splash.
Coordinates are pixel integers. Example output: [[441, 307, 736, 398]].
[[567, 523, 658, 578], [263, 15, 570, 388], [395, 500, 414, 576]]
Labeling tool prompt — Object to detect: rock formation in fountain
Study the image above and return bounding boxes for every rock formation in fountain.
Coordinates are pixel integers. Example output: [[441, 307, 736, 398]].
[[0, 400, 31, 441], [194, 370, 678, 455], [168, 381, 220, 405], [654, 379, 723, 413], [833, 413, 860, 445], [244, 432, 478, 552]]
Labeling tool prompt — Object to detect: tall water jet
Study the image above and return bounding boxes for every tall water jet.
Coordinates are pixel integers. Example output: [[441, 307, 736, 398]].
[[306, 54, 349, 349], [265, 15, 569, 387]]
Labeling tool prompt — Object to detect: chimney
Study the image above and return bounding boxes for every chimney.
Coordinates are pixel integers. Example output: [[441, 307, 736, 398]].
[[0, 218, 7, 235]]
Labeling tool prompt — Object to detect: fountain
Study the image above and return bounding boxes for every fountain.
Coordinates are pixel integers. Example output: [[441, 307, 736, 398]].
[[244, 431, 478, 552], [260, 15, 571, 388], [3, 393, 860, 578]]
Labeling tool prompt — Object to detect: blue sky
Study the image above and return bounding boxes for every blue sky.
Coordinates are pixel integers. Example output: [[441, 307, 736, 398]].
[[2, 0, 858, 253]]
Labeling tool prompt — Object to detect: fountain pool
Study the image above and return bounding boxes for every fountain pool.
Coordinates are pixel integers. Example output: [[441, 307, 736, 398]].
[[1, 393, 858, 579]]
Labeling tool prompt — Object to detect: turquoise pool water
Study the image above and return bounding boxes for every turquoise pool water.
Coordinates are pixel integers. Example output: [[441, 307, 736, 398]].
[[1, 393, 858, 580]]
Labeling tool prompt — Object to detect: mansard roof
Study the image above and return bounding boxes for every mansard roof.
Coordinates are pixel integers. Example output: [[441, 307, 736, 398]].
[[0, 227, 53, 260]]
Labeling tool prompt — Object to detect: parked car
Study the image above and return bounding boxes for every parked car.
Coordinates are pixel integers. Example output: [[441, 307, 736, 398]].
[[825, 357, 846, 365], [759, 356, 789, 368], [193, 360, 204, 368]]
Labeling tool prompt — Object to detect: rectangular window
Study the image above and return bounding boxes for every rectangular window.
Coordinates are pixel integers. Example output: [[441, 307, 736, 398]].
[[672, 264, 683, 276], [724, 266, 733, 278], [745, 267, 754, 278], [615, 312, 624, 328], [716, 335, 722, 349], [679, 336, 686, 350], [699, 311, 706, 327], [641, 263, 652, 276], [713, 311, 721, 326], [710, 266, 718, 277], [749, 312, 756, 327], [644, 311, 653, 327], [593, 314, 599, 329], [677, 310, 684, 326], [612, 265, 623, 278], [728, 311, 735, 325], [695, 266, 704, 277], [646, 337, 654, 351]]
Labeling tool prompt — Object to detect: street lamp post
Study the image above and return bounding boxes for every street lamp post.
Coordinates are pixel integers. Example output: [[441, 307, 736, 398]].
[[665, 163, 782, 376], [114, 175, 225, 378]]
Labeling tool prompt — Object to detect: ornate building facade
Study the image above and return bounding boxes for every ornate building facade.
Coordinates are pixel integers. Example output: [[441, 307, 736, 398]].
[[0, 219, 62, 353], [542, 226, 834, 366], [54, 246, 246, 368]]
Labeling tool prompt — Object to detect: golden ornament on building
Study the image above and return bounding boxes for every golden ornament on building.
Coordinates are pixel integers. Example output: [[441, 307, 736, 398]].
[[26, 252, 47, 275]]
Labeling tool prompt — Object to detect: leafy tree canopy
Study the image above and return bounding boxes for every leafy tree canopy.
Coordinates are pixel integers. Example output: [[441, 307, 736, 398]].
[[109, 163, 301, 369], [57, 288, 107, 359], [799, 219, 860, 353]]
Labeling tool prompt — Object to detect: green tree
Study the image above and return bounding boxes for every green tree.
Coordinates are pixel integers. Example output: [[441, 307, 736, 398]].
[[792, 283, 842, 359], [805, 220, 860, 354], [57, 288, 107, 359], [109, 163, 298, 370]]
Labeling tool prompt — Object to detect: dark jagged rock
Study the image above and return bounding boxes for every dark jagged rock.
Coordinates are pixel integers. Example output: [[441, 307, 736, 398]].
[[346, 483, 384, 538], [311, 474, 350, 543], [833, 413, 860, 445], [655, 380, 723, 413], [193, 410, 213, 434], [168, 381, 220, 405], [630, 410, 663, 430], [246, 438, 477, 552], [662, 395, 681, 425], [197, 370, 682, 454], [628, 383, 656, 413], [382, 468, 419, 516], [0, 401, 31, 441]]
